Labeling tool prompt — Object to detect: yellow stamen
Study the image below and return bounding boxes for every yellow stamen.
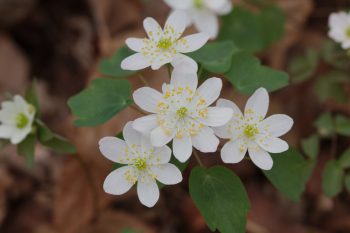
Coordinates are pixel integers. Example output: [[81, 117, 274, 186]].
[[176, 107, 188, 118], [244, 124, 259, 138], [133, 157, 147, 171], [157, 37, 172, 50]]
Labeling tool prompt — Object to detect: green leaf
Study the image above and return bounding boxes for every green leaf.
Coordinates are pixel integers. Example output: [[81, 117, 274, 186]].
[[189, 166, 250, 233], [263, 149, 315, 201], [321, 39, 349, 70], [41, 134, 76, 154], [99, 47, 136, 77], [344, 174, 350, 193], [335, 114, 350, 136], [314, 112, 335, 137], [224, 52, 289, 94], [322, 160, 344, 197], [121, 228, 140, 233], [258, 5, 285, 47], [17, 134, 36, 168], [188, 41, 239, 73], [219, 7, 263, 52], [314, 71, 348, 103], [301, 134, 319, 160], [288, 49, 319, 83], [68, 78, 132, 126], [25, 80, 40, 116], [338, 148, 350, 169], [219, 6, 285, 52]]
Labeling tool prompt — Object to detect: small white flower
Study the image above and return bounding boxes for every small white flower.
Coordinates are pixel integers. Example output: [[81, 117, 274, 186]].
[[132, 68, 233, 162], [99, 122, 182, 207], [164, 0, 233, 39], [328, 11, 350, 49], [121, 11, 209, 72], [0, 95, 36, 144], [213, 88, 294, 170]]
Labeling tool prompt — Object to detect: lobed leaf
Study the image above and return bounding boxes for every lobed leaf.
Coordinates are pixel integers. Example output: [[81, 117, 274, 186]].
[[68, 78, 132, 127], [301, 134, 319, 160], [189, 166, 250, 233], [263, 149, 315, 201], [322, 160, 344, 197]]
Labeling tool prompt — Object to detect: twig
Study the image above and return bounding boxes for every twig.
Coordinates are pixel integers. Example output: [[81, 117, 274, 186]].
[[138, 73, 149, 86], [166, 64, 172, 79]]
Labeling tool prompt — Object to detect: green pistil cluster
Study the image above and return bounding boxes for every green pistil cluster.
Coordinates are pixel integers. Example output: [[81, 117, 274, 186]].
[[157, 37, 173, 50], [15, 113, 29, 129], [134, 157, 147, 171], [176, 107, 188, 118], [194, 0, 203, 8], [244, 124, 259, 138]]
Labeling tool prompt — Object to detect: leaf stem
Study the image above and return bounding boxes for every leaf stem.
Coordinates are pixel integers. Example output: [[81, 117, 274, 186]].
[[130, 104, 147, 115], [138, 73, 149, 86], [193, 149, 204, 167]]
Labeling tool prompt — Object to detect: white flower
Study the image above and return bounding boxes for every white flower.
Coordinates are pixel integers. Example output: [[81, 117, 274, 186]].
[[99, 122, 182, 207], [328, 11, 350, 49], [132, 68, 233, 162], [0, 95, 36, 144], [164, 0, 233, 39], [121, 10, 209, 72], [213, 88, 293, 170]]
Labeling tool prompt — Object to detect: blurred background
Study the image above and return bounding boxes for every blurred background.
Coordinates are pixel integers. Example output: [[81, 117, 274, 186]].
[[0, 0, 350, 232]]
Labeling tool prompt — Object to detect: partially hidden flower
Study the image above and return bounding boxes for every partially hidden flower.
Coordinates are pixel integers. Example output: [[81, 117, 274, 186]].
[[164, 0, 233, 39], [328, 11, 350, 49], [0, 95, 36, 144], [213, 88, 294, 170], [99, 122, 182, 207], [121, 10, 209, 72], [132, 68, 233, 162]]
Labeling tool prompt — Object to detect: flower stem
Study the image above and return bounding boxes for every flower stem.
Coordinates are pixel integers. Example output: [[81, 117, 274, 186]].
[[197, 65, 203, 78], [138, 73, 149, 86], [130, 104, 146, 115], [193, 149, 204, 167], [167, 64, 172, 79]]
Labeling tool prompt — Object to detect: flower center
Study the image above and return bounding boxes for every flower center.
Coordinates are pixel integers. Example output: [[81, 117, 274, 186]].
[[133, 157, 147, 171], [346, 27, 350, 38], [15, 113, 29, 129], [176, 107, 188, 118], [244, 124, 259, 138], [157, 37, 173, 50], [194, 0, 203, 8]]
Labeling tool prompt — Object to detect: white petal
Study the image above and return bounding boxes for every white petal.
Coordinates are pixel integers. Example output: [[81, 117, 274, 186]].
[[99, 137, 129, 163], [256, 136, 289, 153], [259, 114, 293, 137], [133, 114, 158, 133], [192, 126, 219, 153], [329, 12, 349, 30], [11, 127, 31, 144], [0, 107, 16, 124], [216, 98, 243, 117], [133, 87, 163, 113], [103, 166, 134, 195], [121, 53, 150, 71], [197, 77, 222, 106], [143, 17, 163, 41], [123, 122, 141, 148], [204, 0, 227, 12], [341, 40, 350, 49], [175, 33, 209, 53], [125, 38, 145, 52], [248, 146, 273, 170], [244, 87, 269, 122], [0, 125, 15, 138], [173, 136, 192, 162], [14, 95, 28, 111], [221, 138, 247, 163], [152, 163, 182, 185], [150, 126, 175, 147], [214, 0, 233, 15], [171, 67, 198, 92], [192, 9, 219, 39], [150, 54, 172, 70], [164, 0, 193, 9], [137, 180, 159, 207], [197, 107, 233, 127], [171, 54, 198, 73], [165, 10, 187, 39], [151, 145, 172, 164]]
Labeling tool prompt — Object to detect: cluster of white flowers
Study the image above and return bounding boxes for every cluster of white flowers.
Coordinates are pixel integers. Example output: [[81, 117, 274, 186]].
[[328, 11, 350, 49], [0, 95, 35, 144], [100, 2, 294, 207]]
